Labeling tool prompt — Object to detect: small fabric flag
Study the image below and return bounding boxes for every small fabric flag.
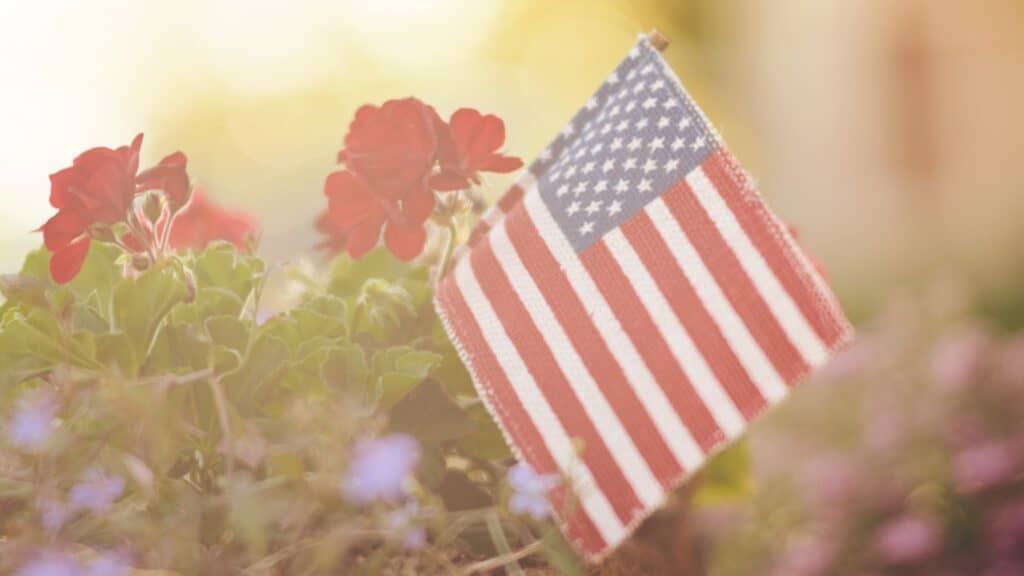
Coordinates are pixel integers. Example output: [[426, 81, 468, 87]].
[[434, 35, 852, 560]]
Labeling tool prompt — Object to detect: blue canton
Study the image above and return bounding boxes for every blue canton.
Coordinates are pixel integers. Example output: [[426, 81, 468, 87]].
[[529, 38, 718, 252]]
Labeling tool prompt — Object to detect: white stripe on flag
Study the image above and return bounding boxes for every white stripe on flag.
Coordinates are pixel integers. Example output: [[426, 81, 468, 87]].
[[522, 190, 705, 471], [603, 228, 747, 439], [685, 168, 829, 367], [489, 219, 664, 508], [451, 257, 626, 545], [645, 198, 788, 402]]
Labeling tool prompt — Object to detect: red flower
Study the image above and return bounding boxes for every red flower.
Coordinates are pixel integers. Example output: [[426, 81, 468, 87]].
[[40, 134, 144, 283], [432, 108, 523, 191], [168, 187, 259, 251], [136, 151, 190, 208], [338, 98, 446, 201], [317, 170, 429, 261]]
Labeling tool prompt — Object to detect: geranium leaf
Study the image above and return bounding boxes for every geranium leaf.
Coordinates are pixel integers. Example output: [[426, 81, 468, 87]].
[[389, 378, 470, 445], [692, 439, 755, 505], [112, 267, 187, 375], [458, 404, 512, 461]]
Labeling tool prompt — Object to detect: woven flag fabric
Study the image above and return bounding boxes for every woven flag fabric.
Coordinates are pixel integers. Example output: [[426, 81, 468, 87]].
[[434, 35, 853, 560]]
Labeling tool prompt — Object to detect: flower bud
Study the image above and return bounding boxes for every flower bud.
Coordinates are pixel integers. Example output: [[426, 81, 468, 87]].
[[358, 278, 415, 331], [131, 253, 151, 272], [143, 192, 163, 224]]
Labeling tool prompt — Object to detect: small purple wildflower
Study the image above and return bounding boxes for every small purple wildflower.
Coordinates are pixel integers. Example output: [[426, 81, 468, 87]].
[[68, 468, 125, 513], [385, 501, 428, 550], [340, 434, 420, 505], [874, 513, 942, 565], [16, 550, 82, 576], [38, 498, 70, 533], [771, 533, 835, 576], [508, 462, 559, 520], [953, 441, 1018, 493], [85, 551, 131, 576], [6, 392, 59, 452]]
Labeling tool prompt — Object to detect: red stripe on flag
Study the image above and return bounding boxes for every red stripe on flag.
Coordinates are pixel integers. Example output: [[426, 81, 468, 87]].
[[662, 178, 810, 383], [436, 281, 607, 552], [703, 151, 848, 347], [580, 242, 725, 452], [505, 207, 685, 485], [621, 211, 768, 420], [469, 237, 645, 523], [498, 184, 526, 213]]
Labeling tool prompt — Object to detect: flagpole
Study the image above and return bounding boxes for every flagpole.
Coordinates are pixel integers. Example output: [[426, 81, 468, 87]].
[[648, 29, 670, 52]]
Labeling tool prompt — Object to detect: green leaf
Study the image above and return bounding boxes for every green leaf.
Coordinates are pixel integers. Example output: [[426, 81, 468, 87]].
[[542, 529, 584, 576], [112, 267, 187, 376], [223, 333, 289, 401], [95, 332, 140, 377], [321, 344, 369, 391], [458, 404, 513, 461], [205, 315, 249, 353], [370, 346, 443, 409], [0, 308, 101, 382], [0, 274, 49, 310], [143, 322, 211, 375], [692, 439, 755, 505], [389, 378, 470, 445]]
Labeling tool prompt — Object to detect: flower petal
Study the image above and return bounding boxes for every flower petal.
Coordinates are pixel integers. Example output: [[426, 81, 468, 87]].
[[40, 210, 88, 252], [450, 108, 506, 161], [324, 171, 378, 229], [429, 171, 470, 192], [402, 184, 435, 225], [476, 154, 524, 174], [384, 221, 426, 261], [49, 236, 91, 284], [347, 214, 386, 259], [48, 167, 80, 209]]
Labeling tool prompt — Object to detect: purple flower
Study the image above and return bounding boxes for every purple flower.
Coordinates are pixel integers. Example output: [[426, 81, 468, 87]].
[[340, 434, 420, 505], [874, 514, 942, 565], [85, 551, 131, 576], [508, 462, 559, 520], [39, 498, 70, 533], [16, 551, 82, 576], [953, 441, 1018, 493], [6, 393, 59, 452], [385, 501, 428, 550], [68, 468, 125, 513]]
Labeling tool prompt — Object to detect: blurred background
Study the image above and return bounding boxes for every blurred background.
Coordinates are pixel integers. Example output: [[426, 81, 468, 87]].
[[4, 0, 1022, 325], [3, 1, 1024, 573]]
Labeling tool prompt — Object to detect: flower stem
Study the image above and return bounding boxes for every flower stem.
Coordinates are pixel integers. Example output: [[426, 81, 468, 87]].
[[437, 222, 458, 286]]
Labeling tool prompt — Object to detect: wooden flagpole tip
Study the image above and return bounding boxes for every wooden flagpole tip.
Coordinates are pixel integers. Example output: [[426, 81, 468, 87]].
[[648, 29, 670, 52]]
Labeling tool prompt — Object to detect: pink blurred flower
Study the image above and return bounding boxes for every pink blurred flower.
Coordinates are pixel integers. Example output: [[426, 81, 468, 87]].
[[953, 441, 1018, 493], [873, 514, 942, 565], [929, 329, 988, 393], [38, 498, 69, 533], [340, 434, 421, 505], [772, 533, 836, 576], [986, 498, 1024, 557]]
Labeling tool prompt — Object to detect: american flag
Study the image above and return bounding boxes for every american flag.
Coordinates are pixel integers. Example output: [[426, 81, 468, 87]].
[[434, 35, 852, 560]]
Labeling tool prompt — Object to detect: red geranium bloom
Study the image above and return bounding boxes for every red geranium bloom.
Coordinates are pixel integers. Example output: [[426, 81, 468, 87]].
[[432, 108, 523, 191], [317, 170, 429, 261], [40, 134, 145, 283], [167, 187, 259, 251], [337, 98, 447, 201], [136, 151, 190, 208]]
